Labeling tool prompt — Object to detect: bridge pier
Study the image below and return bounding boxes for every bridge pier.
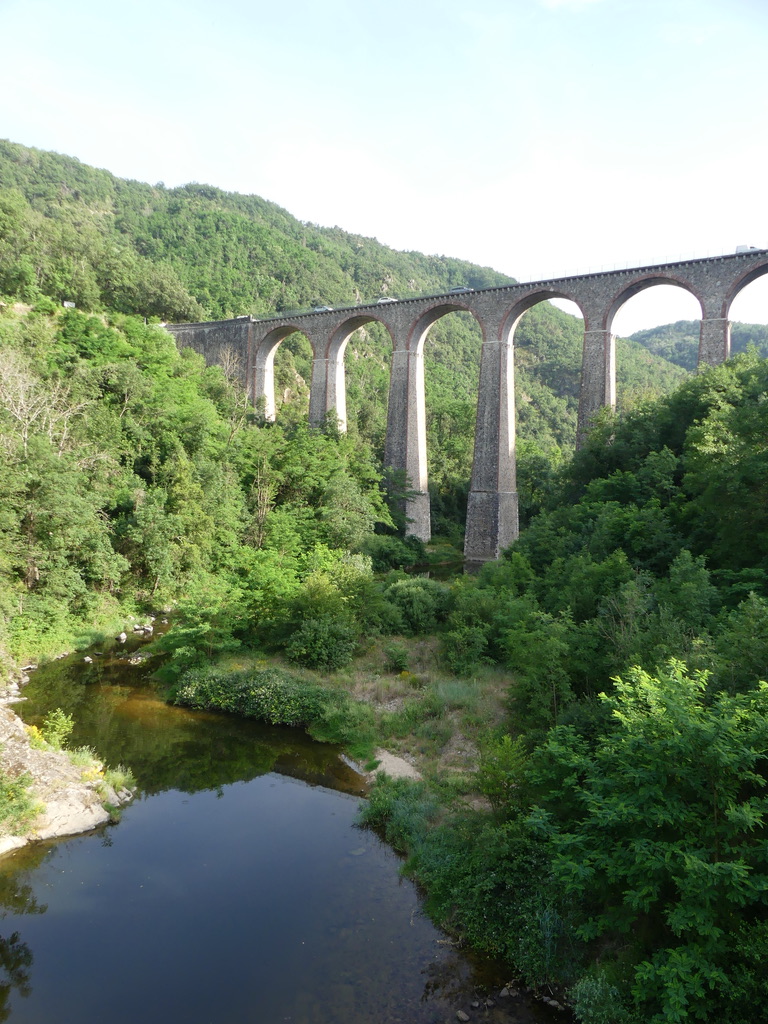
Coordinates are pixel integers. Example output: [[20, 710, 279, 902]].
[[698, 317, 731, 367], [384, 344, 431, 542], [577, 327, 616, 444], [464, 332, 518, 562], [308, 328, 350, 430]]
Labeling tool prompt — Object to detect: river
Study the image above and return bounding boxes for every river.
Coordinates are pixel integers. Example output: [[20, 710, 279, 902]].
[[0, 632, 567, 1023]]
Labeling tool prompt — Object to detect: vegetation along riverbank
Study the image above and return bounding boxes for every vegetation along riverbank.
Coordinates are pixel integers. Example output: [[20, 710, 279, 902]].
[[2, 141, 768, 1023]]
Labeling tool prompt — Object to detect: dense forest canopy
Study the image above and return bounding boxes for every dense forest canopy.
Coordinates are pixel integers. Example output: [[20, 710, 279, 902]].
[[2, 139, 768, 1024]]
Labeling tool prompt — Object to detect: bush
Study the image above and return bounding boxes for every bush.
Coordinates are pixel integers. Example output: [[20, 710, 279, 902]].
[[383, 642, 409, 673], [477, 733, 529, 816], [0, 768, 38, 836], [384, 577, 452, 635], [41, 709, 74, 750], [571, 971, 633, 1024], [174, 667, 330, 726], [360, 534, 424, 571], [441, 624, 490, 676], [358, 775, 438, 853], [173, 666, 375, 758], [412, 816, 567, 985], [285, 615, 358, 671]]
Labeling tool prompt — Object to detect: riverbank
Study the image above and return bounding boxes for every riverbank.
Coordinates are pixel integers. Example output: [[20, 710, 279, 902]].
[[0, 670, 134, 856]]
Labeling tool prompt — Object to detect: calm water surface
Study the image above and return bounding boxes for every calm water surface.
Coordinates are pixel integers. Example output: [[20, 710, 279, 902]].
[[0, 636, 564, 1024]]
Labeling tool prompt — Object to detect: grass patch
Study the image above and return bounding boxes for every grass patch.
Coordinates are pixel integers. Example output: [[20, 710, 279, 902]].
[[0, 766, 39, 837]]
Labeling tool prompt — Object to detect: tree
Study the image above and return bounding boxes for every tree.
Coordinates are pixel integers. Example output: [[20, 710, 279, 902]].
[[528, 661, 768, 1023]]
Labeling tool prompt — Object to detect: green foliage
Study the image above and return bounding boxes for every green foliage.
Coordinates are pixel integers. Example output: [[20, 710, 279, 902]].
[[172, 664, 375, 758], [285, 614, 358, 671], [440, 623, 490, 676], [631, 318, 768, 371], [409, 814, 567, 985], [477, 733, 529, 816], [384, 576, 451, 635], [173, 666, 330, 726], [0, 765, 38, 837], [382, 642, 409, 673], [358, 775, 439, 853], [500, 598, 574, 726], [528, 661, 768, 1023], [571, 970, 634, 1024], [711, 592, 768, 693], [40, 708, 74, 750]]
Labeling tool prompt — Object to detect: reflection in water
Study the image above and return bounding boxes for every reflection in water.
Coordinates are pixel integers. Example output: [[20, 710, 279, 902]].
[[0, 933, 33, 1022], [0, 846, 50, 1021]]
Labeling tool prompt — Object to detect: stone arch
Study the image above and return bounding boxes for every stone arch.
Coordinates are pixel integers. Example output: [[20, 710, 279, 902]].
[[724, 259, 768, 317], [309, 313, 395, 431], [407, 299, 485, 353], [498, 288, 587, 343], [253, 324, 310, 421], [605, 273, 703, 331]]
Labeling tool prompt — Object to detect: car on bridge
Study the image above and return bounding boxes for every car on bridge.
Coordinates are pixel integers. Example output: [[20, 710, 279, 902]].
[[448, 286, 473, 294], [376, 296, 397, 303], [312, 306, 334, 312]]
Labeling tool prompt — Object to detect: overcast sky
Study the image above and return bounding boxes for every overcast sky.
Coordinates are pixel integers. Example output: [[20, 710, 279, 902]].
[[1, 0, 766, 333]]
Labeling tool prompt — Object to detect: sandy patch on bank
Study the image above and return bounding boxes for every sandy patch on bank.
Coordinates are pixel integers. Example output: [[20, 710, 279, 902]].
[[367, 748, 422, 782]]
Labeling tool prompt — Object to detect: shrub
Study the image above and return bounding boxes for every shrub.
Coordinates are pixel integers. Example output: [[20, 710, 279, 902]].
[[0, 767, 38, 836], [384, 577, 451, 635], [477, 733, 529, 816], [441, 624, 490, 676], [360, 534, 424, 571], [383, 642, 409, 673], [174, 667, 329, 726], [412, 816, 567, 986], [571, 971, 633, 1024], [41, 709, 74, 750], [358, 775, 438, 853], [285, 615, 358, 671]]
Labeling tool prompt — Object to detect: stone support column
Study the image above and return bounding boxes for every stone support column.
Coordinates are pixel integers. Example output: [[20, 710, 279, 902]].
[[308, 328, 349, 431], [698, 318, 731, 367], [253, 343, 277, 421], [577, 327, 615, 446], [464, 333, 517, 563], [384, 343, 430, 542], [308, 356, 329, 426]]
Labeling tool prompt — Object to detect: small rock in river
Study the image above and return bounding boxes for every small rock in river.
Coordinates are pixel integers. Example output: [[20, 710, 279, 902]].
[[457, 1012, 470, 1023], [83, 657, 92, 664]]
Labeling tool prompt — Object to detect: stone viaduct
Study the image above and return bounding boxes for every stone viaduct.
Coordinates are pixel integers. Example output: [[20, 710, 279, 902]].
[[166, 249, 768, 563]]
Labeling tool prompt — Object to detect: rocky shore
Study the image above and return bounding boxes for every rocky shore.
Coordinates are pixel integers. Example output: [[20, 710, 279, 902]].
[[0, 681, 133, 857]]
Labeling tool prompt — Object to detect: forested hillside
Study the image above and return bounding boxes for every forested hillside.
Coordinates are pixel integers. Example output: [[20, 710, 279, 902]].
[[631, 318, 768, 370]]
